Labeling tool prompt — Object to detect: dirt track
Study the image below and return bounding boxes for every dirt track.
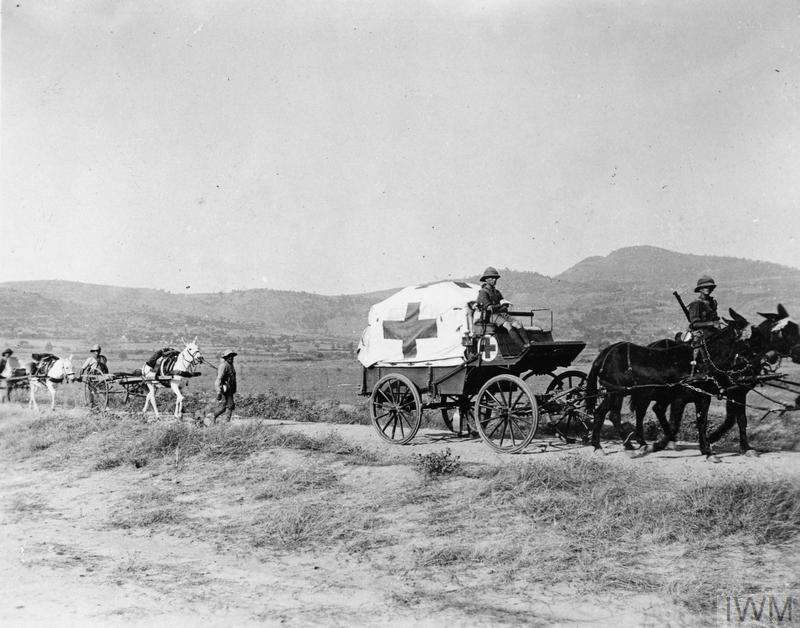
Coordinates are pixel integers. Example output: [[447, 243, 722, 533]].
[[2, 412, 798, 626], [266, 419, 800, 482]]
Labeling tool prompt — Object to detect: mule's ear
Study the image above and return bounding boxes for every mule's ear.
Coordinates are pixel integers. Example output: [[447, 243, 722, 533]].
[[181, 336, 187, 345], [777, 304, 789, 318], [728, 309, 748, 328], [193, 335, 197, 344], [757, 311, 777, 320], [68, 354, 73, 361]]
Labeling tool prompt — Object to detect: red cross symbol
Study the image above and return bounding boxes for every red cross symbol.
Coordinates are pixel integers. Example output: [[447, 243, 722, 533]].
[[479, 335, 499, 361], [382, 302, 438, 358]]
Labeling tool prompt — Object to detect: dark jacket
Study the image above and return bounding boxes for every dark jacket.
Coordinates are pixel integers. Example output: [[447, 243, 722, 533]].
[[215, 359, 237, 395], [477, 283, 505, 313], [688, 295, 719, 330]]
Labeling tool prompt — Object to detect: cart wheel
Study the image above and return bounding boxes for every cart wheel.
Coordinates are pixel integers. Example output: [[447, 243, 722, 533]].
[[369, 374, 422, 444], [474, 375, 538, 453], [542, 370, 590, 443], [105, 381, 131, 410], [8, 381, 29, 403], [83, 370, 109, 410]]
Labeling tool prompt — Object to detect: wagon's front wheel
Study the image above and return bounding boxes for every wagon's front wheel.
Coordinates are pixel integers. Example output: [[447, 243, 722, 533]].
[[474, 374, 538, 453], [369, 374, 422, 445], [543, 370, 590, 443]]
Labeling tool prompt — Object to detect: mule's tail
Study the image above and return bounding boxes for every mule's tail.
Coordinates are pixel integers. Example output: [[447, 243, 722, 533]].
[[585, 345, 611, 415]]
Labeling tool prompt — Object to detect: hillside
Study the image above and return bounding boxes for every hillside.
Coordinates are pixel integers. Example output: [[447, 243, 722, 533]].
[[1, 246, 799, 350]]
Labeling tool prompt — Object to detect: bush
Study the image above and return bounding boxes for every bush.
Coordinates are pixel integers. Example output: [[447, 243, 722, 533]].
[[414, 448, 462, 477]]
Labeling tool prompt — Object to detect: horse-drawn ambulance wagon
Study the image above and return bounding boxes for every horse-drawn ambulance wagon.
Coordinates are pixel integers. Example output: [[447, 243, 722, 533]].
[[357, 281, 587, 452]]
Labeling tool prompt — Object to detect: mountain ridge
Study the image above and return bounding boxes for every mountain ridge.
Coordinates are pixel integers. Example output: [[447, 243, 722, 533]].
[[2, 246, 799, 350]]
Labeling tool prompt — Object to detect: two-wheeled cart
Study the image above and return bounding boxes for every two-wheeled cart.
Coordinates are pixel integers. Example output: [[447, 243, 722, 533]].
[[83, 368, 201, 410]]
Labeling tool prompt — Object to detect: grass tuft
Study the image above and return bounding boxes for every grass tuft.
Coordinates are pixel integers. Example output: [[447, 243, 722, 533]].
[[414, 448, 462, 477]]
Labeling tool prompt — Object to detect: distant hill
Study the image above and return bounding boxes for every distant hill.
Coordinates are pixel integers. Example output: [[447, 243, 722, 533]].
[[1, 246, 799, 351]]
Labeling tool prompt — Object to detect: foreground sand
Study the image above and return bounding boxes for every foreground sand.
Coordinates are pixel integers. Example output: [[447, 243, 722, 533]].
[[2, 409, 798, 626]]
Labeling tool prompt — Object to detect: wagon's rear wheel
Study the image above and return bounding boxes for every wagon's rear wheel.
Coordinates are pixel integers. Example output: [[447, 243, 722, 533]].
[[474, 374, 538, 453], [369, 374, 422, 444], [542, 370, 590, 443], [83, 370, 109, 410]]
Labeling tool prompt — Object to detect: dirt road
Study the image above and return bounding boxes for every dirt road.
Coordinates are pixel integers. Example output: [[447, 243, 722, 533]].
[[2, 412, 798, 626]]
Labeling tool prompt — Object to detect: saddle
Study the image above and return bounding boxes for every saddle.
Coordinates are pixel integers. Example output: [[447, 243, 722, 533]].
[[155, 352, 180, 377], [31, 354, 58, 377]]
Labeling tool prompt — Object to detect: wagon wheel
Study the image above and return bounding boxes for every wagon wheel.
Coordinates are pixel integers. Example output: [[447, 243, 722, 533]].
[[540, 370, 591, 444], [83, 369, 109, 410], [474, 374, 538, 453], [125, 380, 151, 409], [369, 374, 422, 445], [105, 379, 135, 410], [8, 379, 29, 403]]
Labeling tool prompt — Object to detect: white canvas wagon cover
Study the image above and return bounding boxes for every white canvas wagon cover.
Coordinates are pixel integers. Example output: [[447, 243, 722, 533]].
[[357, 280, 480, 368]]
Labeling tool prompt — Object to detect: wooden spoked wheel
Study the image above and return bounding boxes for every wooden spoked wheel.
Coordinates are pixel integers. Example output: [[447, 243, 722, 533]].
[[8, 379, 29, 403], [474, 374, 538, 453], [542, 370, 590, 443], [83, 369, 109, 410], [369, 374, 422, 445]]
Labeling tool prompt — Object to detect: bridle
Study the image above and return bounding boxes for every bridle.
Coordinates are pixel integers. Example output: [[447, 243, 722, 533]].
[[181, 345, 203, 368]]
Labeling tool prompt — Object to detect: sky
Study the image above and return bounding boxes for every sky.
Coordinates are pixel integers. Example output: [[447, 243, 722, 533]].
[[1, 1, 799, 295]]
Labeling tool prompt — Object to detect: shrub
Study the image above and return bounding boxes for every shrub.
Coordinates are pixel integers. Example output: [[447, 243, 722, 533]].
[[414, 448, 462, 477]]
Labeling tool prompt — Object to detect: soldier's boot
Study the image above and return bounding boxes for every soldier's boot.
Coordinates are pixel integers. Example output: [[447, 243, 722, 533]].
[[508, 328, 527, 353]]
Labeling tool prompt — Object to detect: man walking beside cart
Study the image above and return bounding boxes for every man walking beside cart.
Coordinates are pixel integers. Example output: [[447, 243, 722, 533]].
[[212, 350, 237, 424], [80, 345, 109, 377], [0, 348, 17, 402], [80, 345, 109, 408], [476, 267, 532, 352]]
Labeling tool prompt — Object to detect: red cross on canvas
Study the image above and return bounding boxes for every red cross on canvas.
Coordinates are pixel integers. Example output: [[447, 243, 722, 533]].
[[382, 302, 438, 358]]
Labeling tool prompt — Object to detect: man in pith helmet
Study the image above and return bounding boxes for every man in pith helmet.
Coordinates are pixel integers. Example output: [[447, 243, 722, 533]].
[[476, 267, 531, 352], [80, 344, 109, 377], [687, 276, 725, 374], [0, 348, 16, 402], [213, 350, 238, 423]]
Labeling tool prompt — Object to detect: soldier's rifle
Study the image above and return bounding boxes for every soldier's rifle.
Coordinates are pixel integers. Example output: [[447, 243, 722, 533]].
[[673, 291, 691, 324]]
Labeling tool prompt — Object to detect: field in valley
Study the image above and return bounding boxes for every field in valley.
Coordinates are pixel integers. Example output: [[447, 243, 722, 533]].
[[3, 355, 800, 625]]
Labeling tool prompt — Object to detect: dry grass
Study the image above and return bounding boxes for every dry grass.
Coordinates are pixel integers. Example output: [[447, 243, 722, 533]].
[[2, 403, 798, 622]]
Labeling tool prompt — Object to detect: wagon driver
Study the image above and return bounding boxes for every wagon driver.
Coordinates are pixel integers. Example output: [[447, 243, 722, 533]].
[[212, 350, 237, 424], [476, 267, 532, 350]]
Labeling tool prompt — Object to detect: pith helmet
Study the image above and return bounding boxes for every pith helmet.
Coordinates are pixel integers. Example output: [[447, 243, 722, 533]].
[[694, 276, 717, 292], [480, 266, 501, 282], [221, 350, 238, 358], [90, 344, 102, 352], [2, 348, 12, 356]]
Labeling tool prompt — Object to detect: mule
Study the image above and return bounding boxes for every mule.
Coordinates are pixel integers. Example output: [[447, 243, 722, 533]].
[[141, 339, 203, 418], [703, 305, 799, 451], [621, 306, 796, 459], [584, 312, 761, 458], [27, 354, 76, 411]]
